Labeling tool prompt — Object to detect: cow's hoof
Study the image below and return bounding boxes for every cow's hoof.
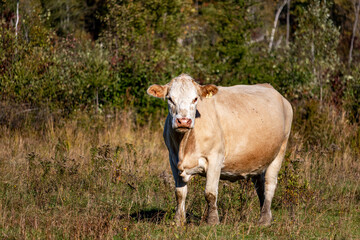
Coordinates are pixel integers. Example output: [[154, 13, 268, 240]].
[[174, 216, 186, 226], [258, 214, 272, 227], [207, 218, 219, 225], [174, 220, 186, 226], [207, 212, 220, 225], [173, 221, 186, 227]]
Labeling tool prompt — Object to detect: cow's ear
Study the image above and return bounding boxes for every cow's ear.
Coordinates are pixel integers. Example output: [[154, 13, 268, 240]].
[[147, 84, 169, 98], [199, 84, 218, 98]]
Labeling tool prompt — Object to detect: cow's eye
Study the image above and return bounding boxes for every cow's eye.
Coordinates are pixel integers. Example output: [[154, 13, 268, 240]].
[[192, 97, 198, 104]]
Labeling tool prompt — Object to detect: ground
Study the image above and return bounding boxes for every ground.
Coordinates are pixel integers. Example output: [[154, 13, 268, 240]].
[[0, 108, 359, 239]]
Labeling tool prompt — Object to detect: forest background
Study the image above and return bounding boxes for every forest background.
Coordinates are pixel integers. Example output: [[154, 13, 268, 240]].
[[0, 0, 359, 239]]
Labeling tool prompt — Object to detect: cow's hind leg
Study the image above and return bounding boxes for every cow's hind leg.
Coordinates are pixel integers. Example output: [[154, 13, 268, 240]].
[[251, 172, 265, 211], [259, 138, 288, 226], [169, 153, 188, 226]]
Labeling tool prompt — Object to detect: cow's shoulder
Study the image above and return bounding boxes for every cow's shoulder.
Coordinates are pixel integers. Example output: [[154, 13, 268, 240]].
[[256, 83, 273, 89]]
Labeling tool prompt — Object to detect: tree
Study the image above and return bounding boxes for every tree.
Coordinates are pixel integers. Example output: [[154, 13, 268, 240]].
[[40, 0, 88, 37], [292, 1, 340, 103], [183, 0, 256, 85]]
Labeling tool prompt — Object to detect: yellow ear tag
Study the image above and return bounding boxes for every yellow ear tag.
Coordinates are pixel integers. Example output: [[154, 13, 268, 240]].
[[206, 92, 213, 98]]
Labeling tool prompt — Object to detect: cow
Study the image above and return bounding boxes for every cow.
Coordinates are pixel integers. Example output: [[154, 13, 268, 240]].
[[147, 74, 293, 226]]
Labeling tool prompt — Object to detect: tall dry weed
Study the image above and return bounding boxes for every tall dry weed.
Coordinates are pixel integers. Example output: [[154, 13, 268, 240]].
[[0, 104, 359, 239]]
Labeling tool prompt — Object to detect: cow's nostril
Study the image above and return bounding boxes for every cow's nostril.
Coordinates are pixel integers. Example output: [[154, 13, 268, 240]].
[[176, 118, 192, 128]]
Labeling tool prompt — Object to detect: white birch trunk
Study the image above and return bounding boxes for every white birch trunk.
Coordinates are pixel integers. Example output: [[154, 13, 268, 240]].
[[286, 0, 291, 47], [15, 0, 19, 38], [349, 0, 360, 66], [269, 0, 287, 52]]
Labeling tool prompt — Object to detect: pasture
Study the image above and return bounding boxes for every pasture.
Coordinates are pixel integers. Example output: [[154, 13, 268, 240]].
[[0, 103, 359, 239], [1, 0, 360, 239]]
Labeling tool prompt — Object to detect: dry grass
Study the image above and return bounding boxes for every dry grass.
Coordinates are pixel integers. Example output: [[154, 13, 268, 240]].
[[0, 104, 359, 239]]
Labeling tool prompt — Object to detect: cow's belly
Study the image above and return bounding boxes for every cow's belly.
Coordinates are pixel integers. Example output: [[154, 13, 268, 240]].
[[220, 125, 284, 178], [180, 134, 283, 183], [219, 164, 267, 181], [182, 163, 266, 183], [220, 138, 282, 178], [219, 155, 271, 181], [219, 171, 247, 182], [181, 152, 274, 183]]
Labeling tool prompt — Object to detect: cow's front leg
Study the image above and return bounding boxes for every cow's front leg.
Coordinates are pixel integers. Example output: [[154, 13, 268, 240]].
[[204, 155, 222, 225], [169, 153, 188, 226], [174, 185, 187, 225]]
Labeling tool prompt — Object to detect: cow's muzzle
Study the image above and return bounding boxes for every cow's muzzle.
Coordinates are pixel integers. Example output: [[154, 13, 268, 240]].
[[176, 118, 192, 129]]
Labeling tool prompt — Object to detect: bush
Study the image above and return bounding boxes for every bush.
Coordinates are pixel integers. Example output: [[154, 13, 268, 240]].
[[0, 0, 358, 127]]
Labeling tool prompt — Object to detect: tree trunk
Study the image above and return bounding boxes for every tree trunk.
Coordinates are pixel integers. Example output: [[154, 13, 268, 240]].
[[95, 88, 99, 114], [286, 0, 291, 47], [319, 71, 323, 105], [311, 42, 315, 76], [15, 0, 19, 38], [349, 0, 360, 66], [66, 1, 70, 31], [269, 0, 287, 52]]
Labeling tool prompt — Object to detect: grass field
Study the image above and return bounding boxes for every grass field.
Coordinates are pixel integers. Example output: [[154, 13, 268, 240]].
[[0, 104, 359, 239]]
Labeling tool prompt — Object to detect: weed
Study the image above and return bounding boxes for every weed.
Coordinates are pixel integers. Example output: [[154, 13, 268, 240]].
[[0, 106, 359, 239]]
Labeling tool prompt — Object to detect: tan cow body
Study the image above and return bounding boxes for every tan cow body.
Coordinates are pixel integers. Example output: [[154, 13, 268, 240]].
[[147, 74, 293, 226]]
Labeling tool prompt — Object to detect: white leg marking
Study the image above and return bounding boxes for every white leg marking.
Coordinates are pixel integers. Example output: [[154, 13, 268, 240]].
[[260, 140, 288, 226], [204, 153, 223, 225], [175, 186, 188, 225], [169, 152, 188, 225]]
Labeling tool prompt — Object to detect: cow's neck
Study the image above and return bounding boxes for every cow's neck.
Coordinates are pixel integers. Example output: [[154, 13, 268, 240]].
[[178, 129, 192, 161], [169, 128, 196, 164]]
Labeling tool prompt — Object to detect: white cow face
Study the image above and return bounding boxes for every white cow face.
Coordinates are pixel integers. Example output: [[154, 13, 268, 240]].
[[147, 74, 218, 133]]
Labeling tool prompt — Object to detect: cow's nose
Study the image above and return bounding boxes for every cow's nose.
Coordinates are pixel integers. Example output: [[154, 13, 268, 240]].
[[176, 118, 192, 128]]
